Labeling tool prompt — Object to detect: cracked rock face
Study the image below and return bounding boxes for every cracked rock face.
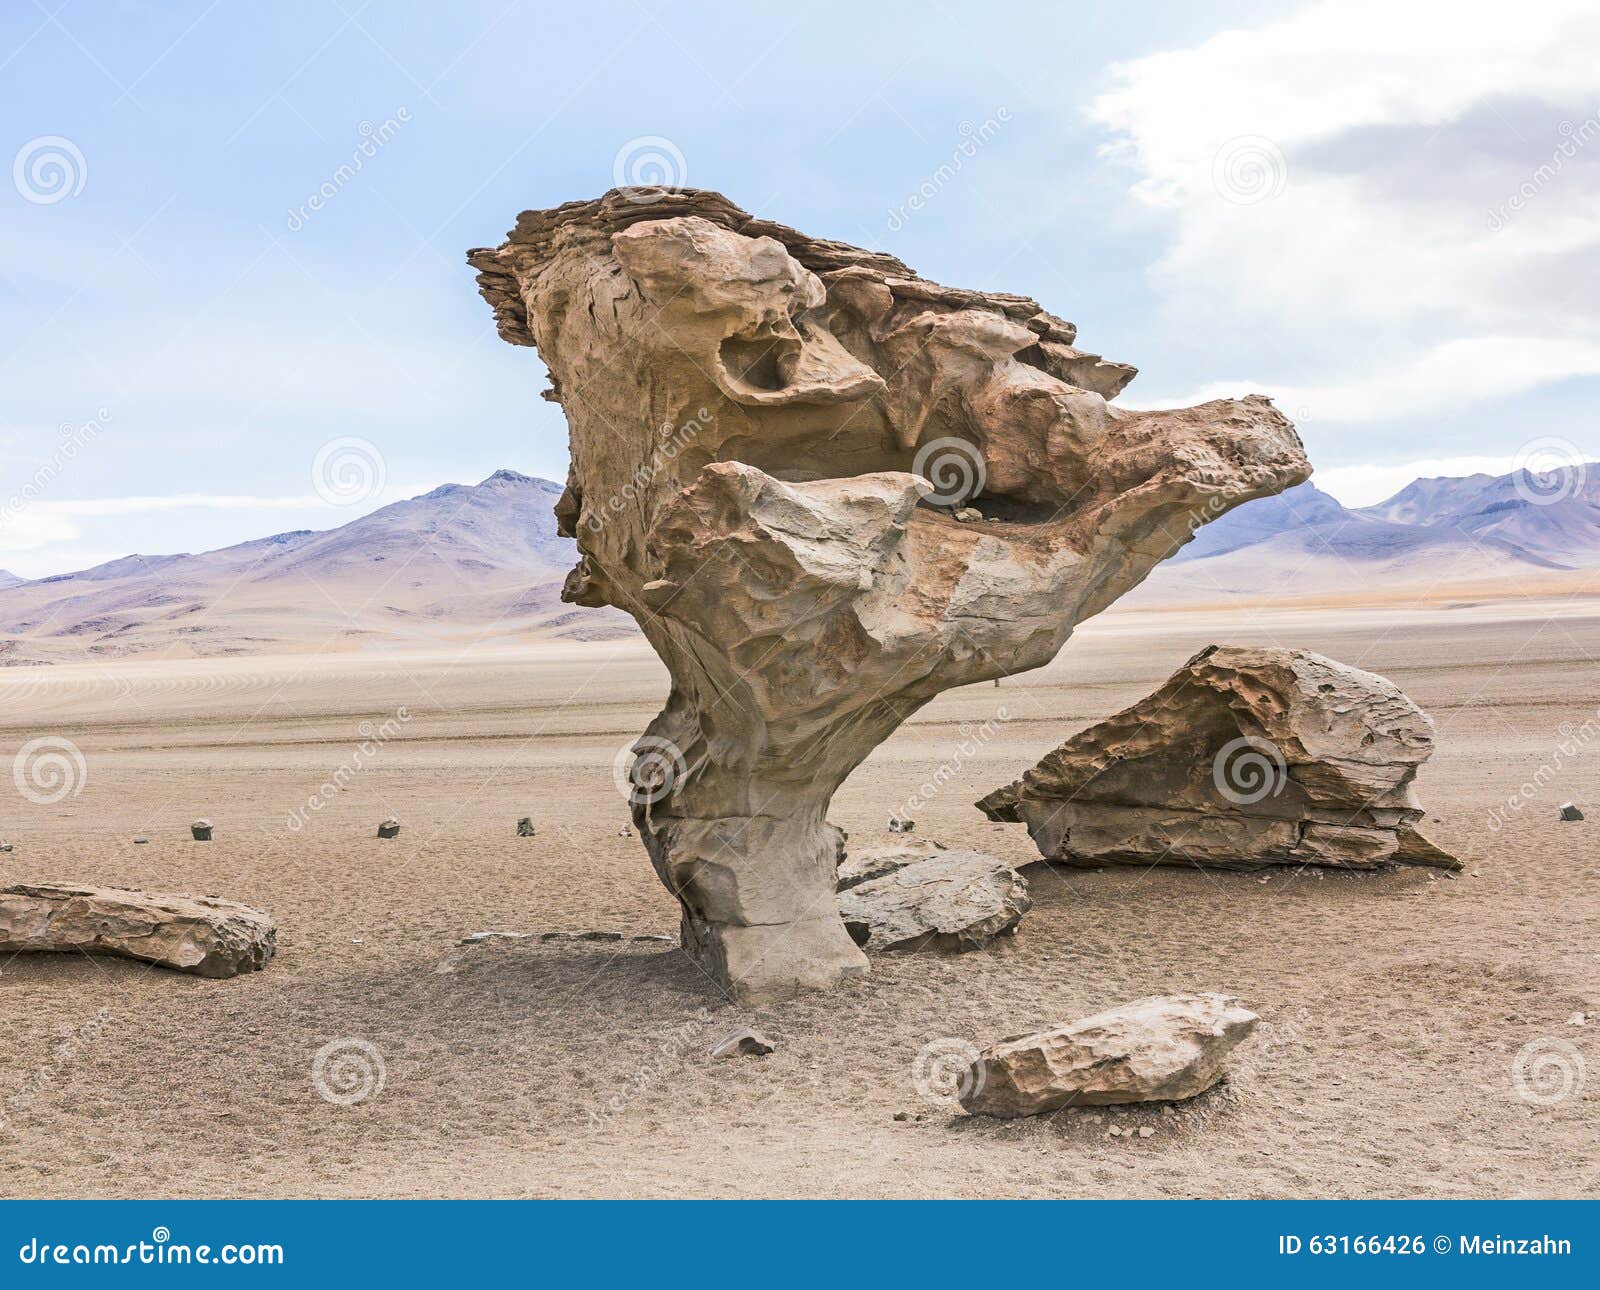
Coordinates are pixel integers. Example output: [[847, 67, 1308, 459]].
[[979, 645, 1457, 871], [962, 993, 1258, 1116], [470, 188, 1309, 1002], [0, 884, 276, 978], [839, 851, 1029, 951]]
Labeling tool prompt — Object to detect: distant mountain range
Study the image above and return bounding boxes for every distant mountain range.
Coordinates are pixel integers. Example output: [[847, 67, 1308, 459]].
[[1, 462, 1595, 662], [1135, 463, 1600, 605], [0, 470, 629, 663]]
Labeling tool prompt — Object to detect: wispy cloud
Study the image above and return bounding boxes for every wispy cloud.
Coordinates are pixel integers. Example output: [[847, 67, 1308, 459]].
[[1090, 0, 1600, 426]]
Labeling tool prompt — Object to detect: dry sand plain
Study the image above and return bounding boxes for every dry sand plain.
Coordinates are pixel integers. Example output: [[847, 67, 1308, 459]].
[[1, 599, 1597, 1199]]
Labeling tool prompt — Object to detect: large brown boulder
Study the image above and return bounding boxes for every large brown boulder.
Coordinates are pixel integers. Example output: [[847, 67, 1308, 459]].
[[470, 189, 1309, 1001], [962, 993, 1258, 1116], [979, 645, 1457, 871], [0, 884, 276, 978]]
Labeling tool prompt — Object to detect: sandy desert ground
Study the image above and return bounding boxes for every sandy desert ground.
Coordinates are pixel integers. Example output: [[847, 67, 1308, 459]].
[[1, 598, 1597, 1199]]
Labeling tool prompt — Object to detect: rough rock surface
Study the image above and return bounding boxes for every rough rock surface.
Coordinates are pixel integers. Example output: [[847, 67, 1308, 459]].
[[839, 852, 1029, 951], [979, 645, 1457, 871], [835, 838, 946, 890], [470, 187, 1309, 1001], [0, 884, 276, 978], [962, 993, 1258, 1116]]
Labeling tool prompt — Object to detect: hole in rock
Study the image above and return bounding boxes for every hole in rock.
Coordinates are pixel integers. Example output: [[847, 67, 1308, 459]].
[[719, 334, 796, 391]]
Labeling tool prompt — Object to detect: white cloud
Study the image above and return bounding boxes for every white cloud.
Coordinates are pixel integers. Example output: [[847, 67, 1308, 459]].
[[1089, 0, 1600, 424], [1126, 337, 1600, 423], [1313, 455, 1523, 507]]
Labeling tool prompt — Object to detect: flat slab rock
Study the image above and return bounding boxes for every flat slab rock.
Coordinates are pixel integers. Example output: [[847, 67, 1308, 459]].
[[835, 838, 947, 890], [0, 884, 275, 978], [979, 644, 1457, 871], [962, 993, 1258, 1117], [838, 851, 1029, 952]]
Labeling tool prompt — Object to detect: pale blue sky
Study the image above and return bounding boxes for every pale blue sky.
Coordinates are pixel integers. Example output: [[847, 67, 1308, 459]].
[[3, 0, 1596, 576]]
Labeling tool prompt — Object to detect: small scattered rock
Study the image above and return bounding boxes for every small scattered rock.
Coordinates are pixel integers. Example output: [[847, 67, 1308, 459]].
[[892, 1111, 909, 1122], [1138, 1126, 1156, 1138], [191, 819, 213, 841], [1559, 802, 1584, 821], [888, 817, 915, 834], [618, 824, 633, 837], [0, 842, 12, 853], [953, 507, 983, 522], [132, 837, 149, 845], [517, 817, 536, 837], [1568, 1012, 1588, 1027], [377, 818, 400, 839], [709, 1027, 775, 1058], [962, 993, 1258, 1117]]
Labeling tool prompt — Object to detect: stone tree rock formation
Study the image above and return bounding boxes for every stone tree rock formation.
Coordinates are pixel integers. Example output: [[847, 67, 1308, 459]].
[[469, 188, 1310, 1002], [979, 645, 1458, 871]]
